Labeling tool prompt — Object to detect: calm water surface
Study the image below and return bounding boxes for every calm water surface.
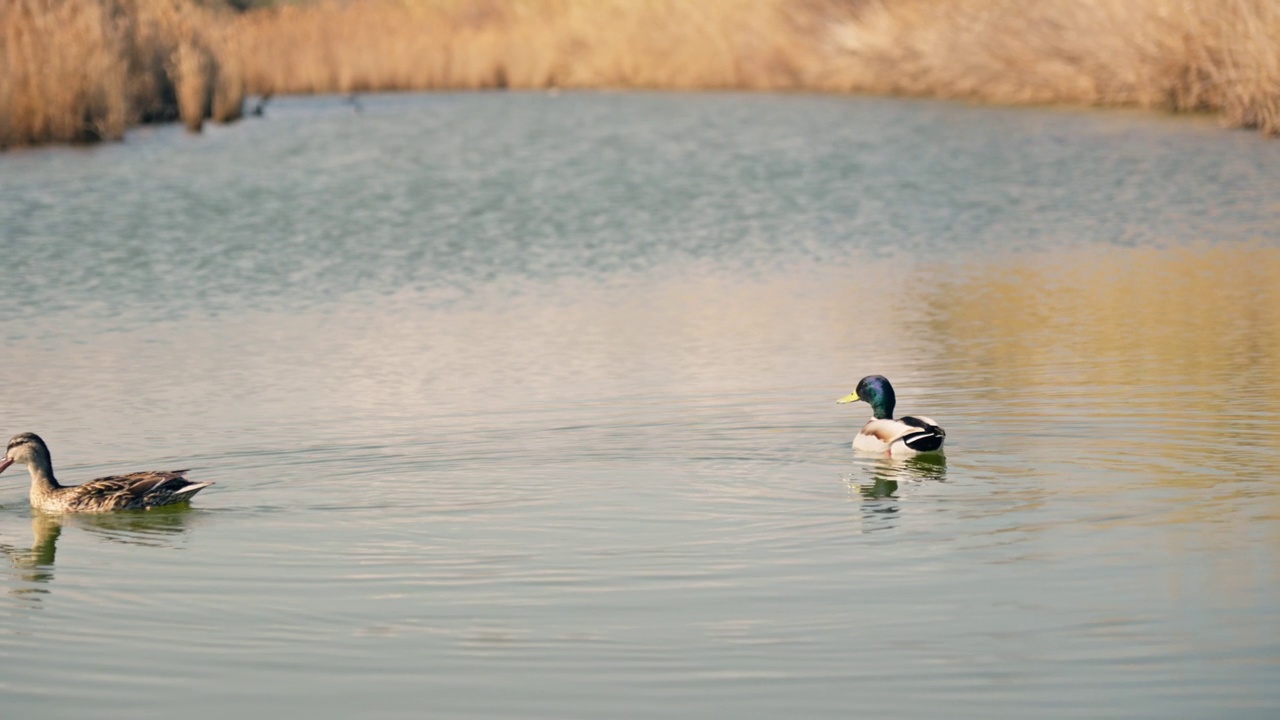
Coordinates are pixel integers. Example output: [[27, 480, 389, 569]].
[[1, 93, 1278, 718]]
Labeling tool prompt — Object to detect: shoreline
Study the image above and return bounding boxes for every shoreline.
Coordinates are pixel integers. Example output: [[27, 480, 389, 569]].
[[3, 0, 1277, 149]]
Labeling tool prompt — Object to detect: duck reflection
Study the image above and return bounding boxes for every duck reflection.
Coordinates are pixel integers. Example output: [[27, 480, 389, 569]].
[[69, 505, 201, 547], [2, 506, 200, 603], [2, 514, 62, 595], [848, 455, 947, 531], [853, 454, 947, 497]]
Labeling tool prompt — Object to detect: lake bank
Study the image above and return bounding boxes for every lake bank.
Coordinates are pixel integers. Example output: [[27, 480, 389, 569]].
[[3, 0, 1278, 148]]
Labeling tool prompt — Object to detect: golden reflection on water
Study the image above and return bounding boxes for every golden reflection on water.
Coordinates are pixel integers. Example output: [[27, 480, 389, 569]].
[[926, 242, 1280, 395], [918, 242, 1280, 558], [924, 242, 1280, 443]]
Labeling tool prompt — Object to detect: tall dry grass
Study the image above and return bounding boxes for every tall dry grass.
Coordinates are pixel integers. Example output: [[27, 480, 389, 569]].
[[812, 0, 1280, 135], [231, 0, 810, 94], [0, 0, 245, 147], [232, 0, 1280, 135], [2, 0, 1278, 147]]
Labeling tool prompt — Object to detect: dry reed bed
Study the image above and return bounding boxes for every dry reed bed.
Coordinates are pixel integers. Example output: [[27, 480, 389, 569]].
[[0, 0, 244, 148], [2, 0, 1278, 148], [223, 0, 1280, 137], [232, 0, 810, 93], [813, 0, 1280, 136]]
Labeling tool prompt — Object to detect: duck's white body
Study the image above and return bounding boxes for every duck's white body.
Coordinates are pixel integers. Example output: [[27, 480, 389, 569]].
[[852, 415, 946, 457]]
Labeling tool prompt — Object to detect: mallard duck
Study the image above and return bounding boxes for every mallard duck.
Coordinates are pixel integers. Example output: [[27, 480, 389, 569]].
[[0, 433, 213, 513], [837, 375, 945, 457]]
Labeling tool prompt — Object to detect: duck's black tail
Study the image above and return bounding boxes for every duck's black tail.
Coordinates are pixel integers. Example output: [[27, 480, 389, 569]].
[[896, 417, 946, 452]]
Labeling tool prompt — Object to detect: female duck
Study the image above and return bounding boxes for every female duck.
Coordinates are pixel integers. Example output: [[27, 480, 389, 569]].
[[837, 375, 945, 457], [0, 432, 213, 513]]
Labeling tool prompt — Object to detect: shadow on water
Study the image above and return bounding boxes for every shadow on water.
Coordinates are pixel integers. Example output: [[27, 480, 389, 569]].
[[0, 505, 201, 603]]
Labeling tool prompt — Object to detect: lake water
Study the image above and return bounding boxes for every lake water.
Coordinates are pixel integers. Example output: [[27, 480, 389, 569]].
[[1, 93, 1278, 719]]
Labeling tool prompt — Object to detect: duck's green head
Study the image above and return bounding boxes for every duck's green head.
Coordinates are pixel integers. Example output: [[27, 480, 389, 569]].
[[836, 375, 896, 419]]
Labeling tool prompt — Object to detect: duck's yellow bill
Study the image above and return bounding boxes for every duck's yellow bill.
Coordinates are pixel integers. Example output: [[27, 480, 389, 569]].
[[836, 393, 861, 404]]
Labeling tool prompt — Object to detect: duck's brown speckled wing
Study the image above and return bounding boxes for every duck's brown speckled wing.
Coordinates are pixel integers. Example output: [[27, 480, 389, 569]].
[[65, 471, 212, 511]]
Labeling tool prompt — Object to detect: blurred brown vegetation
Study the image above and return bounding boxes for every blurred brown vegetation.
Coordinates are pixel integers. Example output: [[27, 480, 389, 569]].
[[0, 0, 244, 147], [814, 0, 1280, 139], [231, 0, 810, 93], [2, 0, 1278, 148]]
